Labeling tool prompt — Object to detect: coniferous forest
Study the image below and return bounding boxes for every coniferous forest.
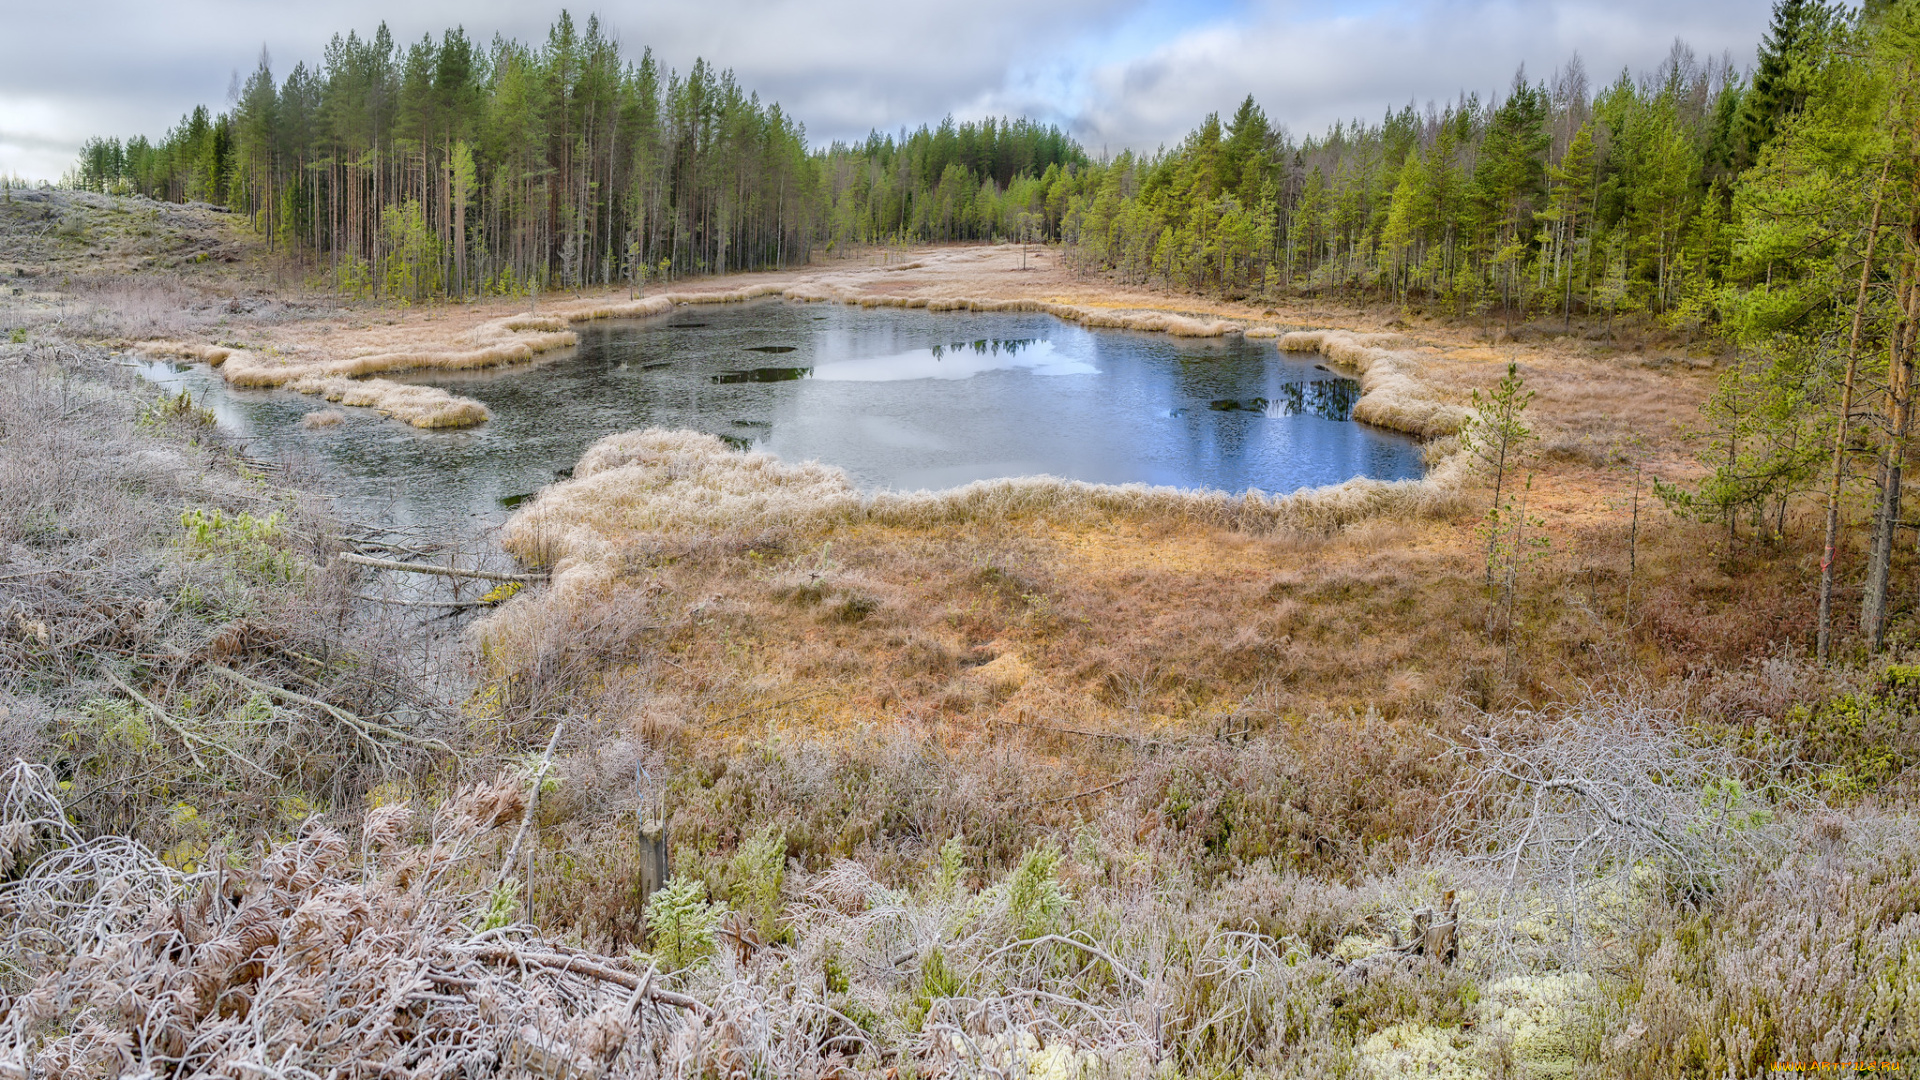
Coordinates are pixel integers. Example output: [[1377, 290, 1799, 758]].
[[68, 12, 1083, 298]]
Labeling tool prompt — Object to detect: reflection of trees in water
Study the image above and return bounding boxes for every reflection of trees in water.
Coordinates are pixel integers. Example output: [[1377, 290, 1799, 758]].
[[711, 367, 812, 383], [929, 338, 1037, 359], [1206, 379, 1361, 421]]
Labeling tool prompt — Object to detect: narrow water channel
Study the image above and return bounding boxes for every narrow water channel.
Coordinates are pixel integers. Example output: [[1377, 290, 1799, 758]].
[[137, 300, 1423, 532]]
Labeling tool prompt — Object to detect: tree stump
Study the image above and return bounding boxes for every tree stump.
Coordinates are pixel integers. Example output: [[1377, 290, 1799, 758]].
[[637, 815, 669, 917]]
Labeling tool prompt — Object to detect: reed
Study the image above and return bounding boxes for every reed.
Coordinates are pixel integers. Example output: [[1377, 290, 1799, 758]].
[[288, 375, 489, 428], [499, 428, 1467, 581], [1279, 330, 1470, 438]]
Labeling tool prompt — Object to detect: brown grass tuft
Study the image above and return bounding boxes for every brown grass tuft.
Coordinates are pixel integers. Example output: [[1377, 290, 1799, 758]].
[[288, 375, 489, 428], [1280, 329, 1470, 438]]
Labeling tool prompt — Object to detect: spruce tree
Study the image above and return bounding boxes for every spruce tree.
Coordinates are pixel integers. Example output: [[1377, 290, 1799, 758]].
[[1736, 0, 1833, 168]]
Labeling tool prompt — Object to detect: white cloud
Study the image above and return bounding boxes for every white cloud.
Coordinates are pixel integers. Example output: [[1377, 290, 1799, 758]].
[[1068, 0, 1770, 151]]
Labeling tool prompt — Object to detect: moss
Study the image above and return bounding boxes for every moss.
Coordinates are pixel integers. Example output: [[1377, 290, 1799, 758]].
[[1480, 973, 1593, 1078], [1356, 1023, 1484, 1080]]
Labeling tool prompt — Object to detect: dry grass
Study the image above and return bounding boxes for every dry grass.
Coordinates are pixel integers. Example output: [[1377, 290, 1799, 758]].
[[477, 427, 1790, 748], [300, 408, 346, 429], [504, 429, 1467, 567], [1280, 330, 1472, 439], [12, 220, 1910, 1076], [288, 375, 490, 428], [0, 341, 473, 846]]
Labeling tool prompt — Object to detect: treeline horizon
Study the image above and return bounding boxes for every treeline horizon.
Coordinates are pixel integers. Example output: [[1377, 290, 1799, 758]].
[[67, 2, 1907, 339], [68, 11, 1083, 298]]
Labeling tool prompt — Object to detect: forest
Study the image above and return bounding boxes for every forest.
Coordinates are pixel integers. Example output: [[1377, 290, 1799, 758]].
[[68, 12, 1082, 298]]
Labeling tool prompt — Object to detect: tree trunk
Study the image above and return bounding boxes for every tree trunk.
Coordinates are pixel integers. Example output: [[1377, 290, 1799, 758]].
[[1863, 257, 1916, 651], [1818, 160, 1893, 660]]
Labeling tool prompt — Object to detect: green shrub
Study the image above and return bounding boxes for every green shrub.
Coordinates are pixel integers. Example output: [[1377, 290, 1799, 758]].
[[934, 835, 967, 898], [1004, 840, 1070, 938], [725, 825, 787, 942], [906, 948, 964, 1032], [179, 507, 304, 582], [644, 876, 727, 972], [140, 389, 215, 431], [1744, 668, 1920, 801]]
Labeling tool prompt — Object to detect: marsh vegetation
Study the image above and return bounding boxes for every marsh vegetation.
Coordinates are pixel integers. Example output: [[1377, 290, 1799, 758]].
[[5, 1, 1920, 1077]]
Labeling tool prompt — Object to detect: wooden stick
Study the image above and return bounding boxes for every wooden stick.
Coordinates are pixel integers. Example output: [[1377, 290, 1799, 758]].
[[470, 944, 707, 1014], [102, 667, 275, 779], [338, 552, 542, 583], [209, 664, 454, 757], [498, 720, 565, 888]]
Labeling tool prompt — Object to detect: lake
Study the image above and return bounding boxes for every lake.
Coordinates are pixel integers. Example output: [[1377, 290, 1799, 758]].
[[137, 300, 1424, 531]]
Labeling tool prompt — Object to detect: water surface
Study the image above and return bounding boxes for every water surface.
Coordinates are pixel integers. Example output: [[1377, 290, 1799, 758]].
[[137, 300, 1422, 530]]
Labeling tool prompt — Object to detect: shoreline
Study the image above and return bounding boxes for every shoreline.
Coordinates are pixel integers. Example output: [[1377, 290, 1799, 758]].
[[131, 246, 1473, 444], [109, 239, 1713, 567], [132, 248, 1480, 535]]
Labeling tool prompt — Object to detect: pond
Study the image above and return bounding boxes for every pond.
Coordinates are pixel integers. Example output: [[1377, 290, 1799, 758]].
[[136, 300, 1424, 531]]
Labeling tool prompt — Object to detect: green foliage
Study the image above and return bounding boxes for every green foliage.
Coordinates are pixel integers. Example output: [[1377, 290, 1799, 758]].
[[644, 876, 727, 972], [906, 948, 965, 1032], [934, 835, 967, 898], [139, 389, 216, 432], [1710, 666, 1920, 802], [1464, 362, 1542, 621], [1003, 840, 1070, 938], [72, 697, 158, 754], [1695, 777, 1774, 834], [332, 252, 374, 299], [1465, 362, 1535, 498], [1654, 348, 1825, 544], [378, 199, 440, 303], [478, 880, 521, 931], [724, 826, 786, 942], [179, 507, 303, 582]]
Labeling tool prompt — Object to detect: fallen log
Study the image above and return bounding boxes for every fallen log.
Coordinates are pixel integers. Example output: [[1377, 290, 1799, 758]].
[[338, 552, 544, 583], [470, 944, 708, 1015]]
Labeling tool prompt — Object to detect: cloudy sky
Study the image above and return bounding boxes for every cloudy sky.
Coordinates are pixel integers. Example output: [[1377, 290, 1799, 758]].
[[1, 0, 1775, 181]]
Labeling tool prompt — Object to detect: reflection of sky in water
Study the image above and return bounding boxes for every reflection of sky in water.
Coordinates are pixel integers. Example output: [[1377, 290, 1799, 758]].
[[134, 300, 1424, 532]]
